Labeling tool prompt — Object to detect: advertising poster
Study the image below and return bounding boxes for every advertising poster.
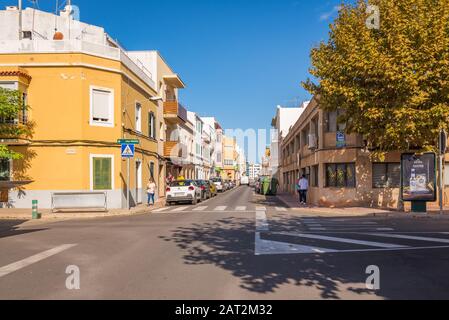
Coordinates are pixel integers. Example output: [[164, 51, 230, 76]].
[[401, 153, 436, 202]]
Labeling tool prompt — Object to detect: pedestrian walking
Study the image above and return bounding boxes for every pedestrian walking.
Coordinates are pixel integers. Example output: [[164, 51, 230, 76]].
[[147, 178, 157, 206], [297, 175, 309, 205]]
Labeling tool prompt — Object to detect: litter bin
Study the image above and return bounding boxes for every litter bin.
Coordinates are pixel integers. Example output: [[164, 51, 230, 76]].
[[262, 177, 271, 195], [269, 178, 279, 196]]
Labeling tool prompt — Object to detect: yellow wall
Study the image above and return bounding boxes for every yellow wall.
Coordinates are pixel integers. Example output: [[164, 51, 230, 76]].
[[1, 52, 161, 208]]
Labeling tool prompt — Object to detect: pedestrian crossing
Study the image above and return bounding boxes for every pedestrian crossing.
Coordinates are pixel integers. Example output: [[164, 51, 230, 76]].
[[301, 218, 395, 232], [255, 215, 449, 255], [256, 231, 449, 255], [152, 205, 288, 213]]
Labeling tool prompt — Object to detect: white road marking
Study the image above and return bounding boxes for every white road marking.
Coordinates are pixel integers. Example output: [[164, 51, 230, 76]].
[[309, 228, 327, 231], [152, 207, 170, 213], [256, 207, 266, 211], [0, 244, 78, 278], [308, 222, 379, 226], [275, 207, 287, 212], [235, 206, 247, 211], [256, 211, 269, 231], [255, 233, 337, 255], [214, 206, 227, 211], [170, 206, 189, 212], [277, 232, 408, 249], [193, 206, 208, 211], [368, 233, 449, 244]]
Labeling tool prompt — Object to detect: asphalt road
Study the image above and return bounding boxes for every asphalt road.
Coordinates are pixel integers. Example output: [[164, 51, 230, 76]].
[[1, 186, 449, 300]]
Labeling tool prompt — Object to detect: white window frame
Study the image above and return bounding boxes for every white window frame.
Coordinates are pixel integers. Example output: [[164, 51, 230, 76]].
[[135, 102, 142, 133], [90, 154, 115, 191], [0, 81, 18, 90], [90, 85, 115, 128]]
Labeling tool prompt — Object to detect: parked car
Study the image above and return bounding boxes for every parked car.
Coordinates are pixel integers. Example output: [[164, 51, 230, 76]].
[[212, 177, 225, 193], [209, 181, 218, 197], [166, 180, 202, 205], [249, 178, 255, 187], [195, 180, 212, 201], [255, 178, 261, 194]]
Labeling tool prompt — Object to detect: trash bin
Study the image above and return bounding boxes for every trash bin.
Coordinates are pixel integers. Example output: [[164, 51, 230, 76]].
[[269, 178, 279, 196], [262, 177, 271, 195]]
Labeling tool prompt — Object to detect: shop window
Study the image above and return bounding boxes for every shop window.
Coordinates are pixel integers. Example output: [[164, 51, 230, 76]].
[[326, 163, 356, 188], [372, 163, 400, 188]]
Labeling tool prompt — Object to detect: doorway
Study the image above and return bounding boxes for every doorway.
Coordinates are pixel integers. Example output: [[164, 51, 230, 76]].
[[136, 159, 142, 204]]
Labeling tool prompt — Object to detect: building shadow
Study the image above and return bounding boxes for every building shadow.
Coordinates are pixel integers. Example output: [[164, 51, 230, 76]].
[[0, 219, 47, 239]]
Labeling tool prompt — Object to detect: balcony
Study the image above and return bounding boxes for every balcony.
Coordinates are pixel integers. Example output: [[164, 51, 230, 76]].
[[163, 100, 188, 124], [164, 140, 191, 164]]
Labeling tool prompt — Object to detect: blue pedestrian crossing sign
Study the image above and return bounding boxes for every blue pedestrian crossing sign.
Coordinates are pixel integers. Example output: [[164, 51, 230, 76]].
[[121, 144, 135, 158]]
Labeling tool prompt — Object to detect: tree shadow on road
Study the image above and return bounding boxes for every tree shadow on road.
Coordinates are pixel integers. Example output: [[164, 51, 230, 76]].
[[160, 216, 449, 299], [159, 217, 377, 299], [0, 220, 47, 239]]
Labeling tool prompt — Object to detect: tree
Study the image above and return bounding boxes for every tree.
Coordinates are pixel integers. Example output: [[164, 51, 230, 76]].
[[0, 87, 33, 160], [302, 0, 449, 153]]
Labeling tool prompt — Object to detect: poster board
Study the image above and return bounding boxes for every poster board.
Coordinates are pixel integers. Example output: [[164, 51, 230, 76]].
[[401, 153, 436, 202]]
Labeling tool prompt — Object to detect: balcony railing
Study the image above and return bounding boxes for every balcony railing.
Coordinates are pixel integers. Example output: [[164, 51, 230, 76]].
[[163, 100, 188, 123], [0, 40, 156, 90]]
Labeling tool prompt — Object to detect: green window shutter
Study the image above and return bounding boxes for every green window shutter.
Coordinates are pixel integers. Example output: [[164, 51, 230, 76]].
[[93, 157, 112, 190]]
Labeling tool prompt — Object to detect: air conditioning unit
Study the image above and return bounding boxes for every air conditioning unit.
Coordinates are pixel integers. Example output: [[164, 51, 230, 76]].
[[308, 134, 317, 150]]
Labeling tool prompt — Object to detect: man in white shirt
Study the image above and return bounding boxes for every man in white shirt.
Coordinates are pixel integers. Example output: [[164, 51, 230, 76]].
[[297, 175, 309, 205]]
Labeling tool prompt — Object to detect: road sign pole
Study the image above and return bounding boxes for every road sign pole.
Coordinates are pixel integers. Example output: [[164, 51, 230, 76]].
[[439, 130, 447, 215], [439, 153, 444, 215], [127, 157, 130, 210]]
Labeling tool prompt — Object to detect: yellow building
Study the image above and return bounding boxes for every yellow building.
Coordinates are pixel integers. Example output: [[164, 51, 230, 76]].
[[222, 136, 237, 181], [0, 7, 162, 209]]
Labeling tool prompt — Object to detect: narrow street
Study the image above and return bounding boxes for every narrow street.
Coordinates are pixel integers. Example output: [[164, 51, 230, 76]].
[[1, 186, 449, 300]]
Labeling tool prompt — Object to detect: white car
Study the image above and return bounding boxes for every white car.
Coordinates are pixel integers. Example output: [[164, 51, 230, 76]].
[[211, 177, 224, 192], [166, 180, 202, 205]]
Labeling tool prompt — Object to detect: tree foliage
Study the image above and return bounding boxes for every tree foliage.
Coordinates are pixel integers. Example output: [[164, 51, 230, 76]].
[[0, 87, 33, 160], [303, 0, 449, 152]]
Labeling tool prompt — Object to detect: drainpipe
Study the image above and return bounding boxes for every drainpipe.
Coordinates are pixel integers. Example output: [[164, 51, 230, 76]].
[[18, 0, 22, 40]]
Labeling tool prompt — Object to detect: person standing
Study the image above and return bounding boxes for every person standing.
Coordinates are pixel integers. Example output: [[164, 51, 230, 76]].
[[297, 175, 309, 205], [147, 178, 157, 206]]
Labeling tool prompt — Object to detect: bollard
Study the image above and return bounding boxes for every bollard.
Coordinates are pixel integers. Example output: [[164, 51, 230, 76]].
[[32, 200, 40, 219]]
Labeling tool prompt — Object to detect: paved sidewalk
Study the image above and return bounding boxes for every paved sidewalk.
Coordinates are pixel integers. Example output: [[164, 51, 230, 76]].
[[276, 192, 449, 219], [0, 198, 166, 222]]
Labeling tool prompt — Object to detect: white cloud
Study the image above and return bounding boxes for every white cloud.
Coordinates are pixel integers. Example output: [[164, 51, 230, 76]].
[[319, 5, 341, 21]]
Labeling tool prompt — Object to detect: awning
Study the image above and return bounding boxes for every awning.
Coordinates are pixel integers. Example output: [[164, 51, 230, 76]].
[[163, 74, 186, 89]]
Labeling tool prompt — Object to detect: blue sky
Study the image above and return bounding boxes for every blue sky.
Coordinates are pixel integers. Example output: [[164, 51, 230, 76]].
[[2, 0, 344, 160]]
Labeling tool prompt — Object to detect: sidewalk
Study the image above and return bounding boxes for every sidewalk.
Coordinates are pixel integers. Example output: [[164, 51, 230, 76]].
[[275, 192, 449, 219], [0, 198, 166, 222]]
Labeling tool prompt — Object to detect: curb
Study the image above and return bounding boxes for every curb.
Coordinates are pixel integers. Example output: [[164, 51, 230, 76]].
[[0, 204, 166, 223]]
